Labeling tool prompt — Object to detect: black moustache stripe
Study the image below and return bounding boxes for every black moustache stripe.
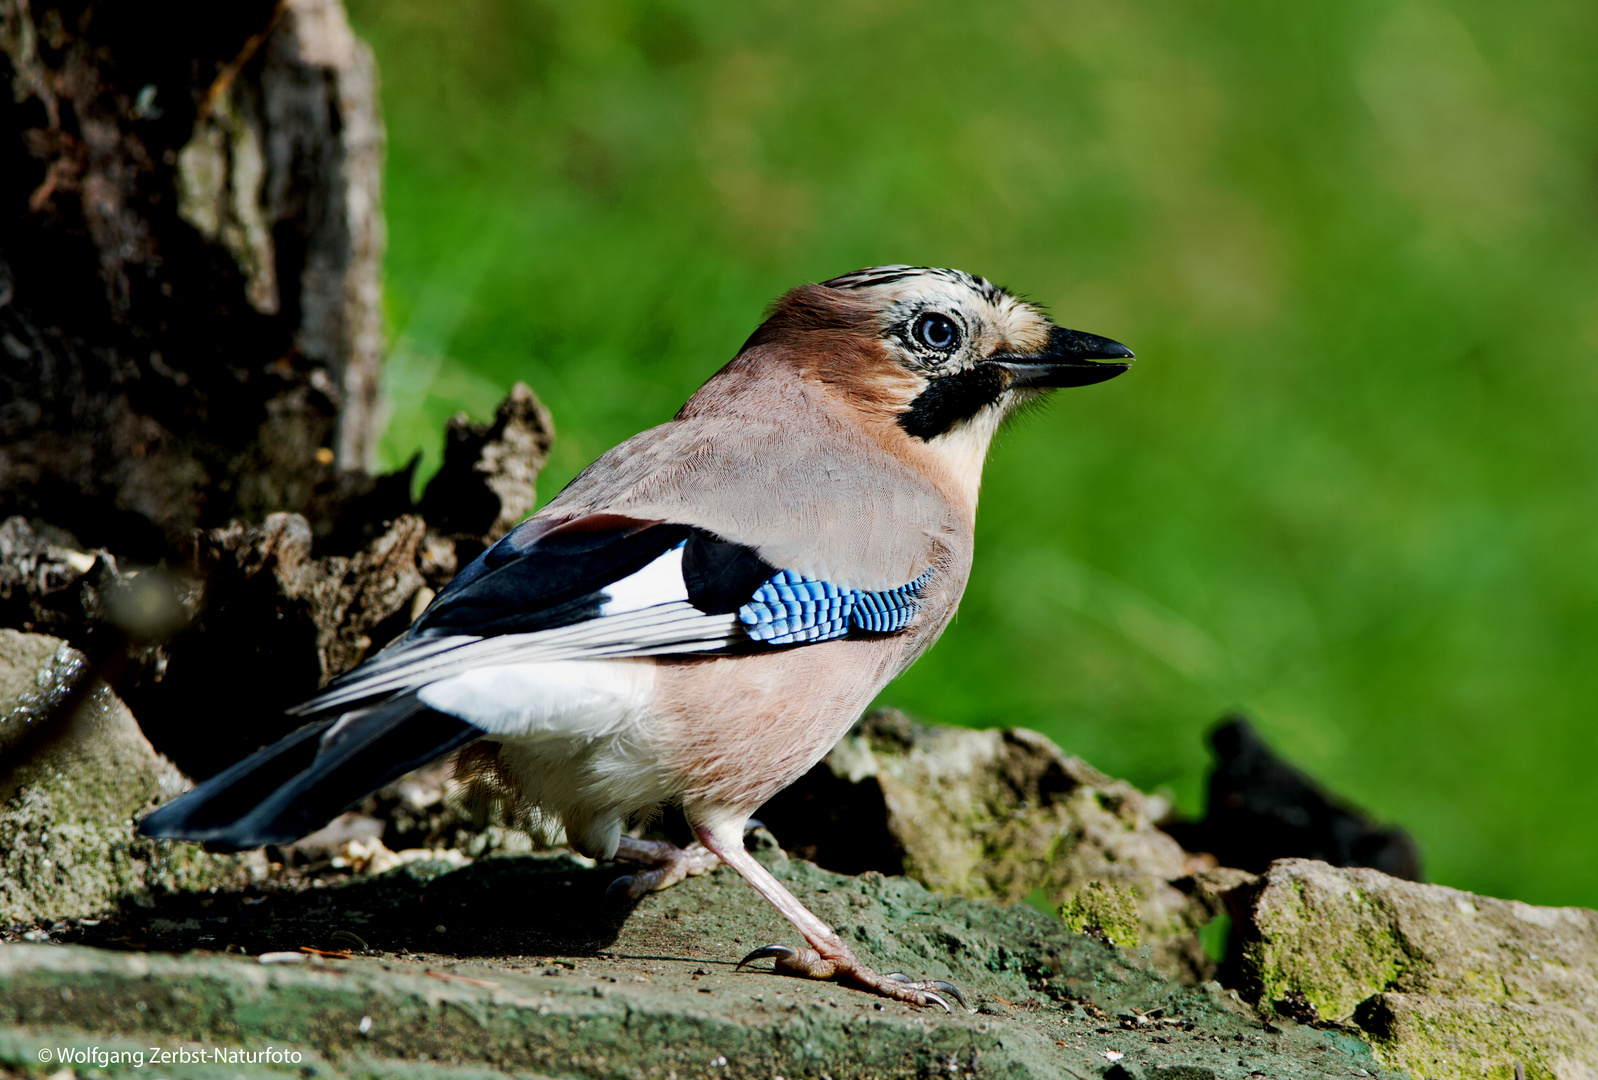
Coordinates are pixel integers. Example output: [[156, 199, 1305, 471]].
[[898, 366, 1010, 440]]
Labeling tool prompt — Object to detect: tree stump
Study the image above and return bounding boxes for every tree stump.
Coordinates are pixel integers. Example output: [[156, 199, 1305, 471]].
[[0, 0, 384, 557], [0, 1, 556, 776]]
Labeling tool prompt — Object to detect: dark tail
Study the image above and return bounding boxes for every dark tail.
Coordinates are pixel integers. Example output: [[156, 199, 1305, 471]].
[[137, 694, 478, 850]]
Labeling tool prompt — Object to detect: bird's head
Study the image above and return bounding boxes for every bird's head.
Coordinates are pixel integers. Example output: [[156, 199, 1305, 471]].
[[698, 265, 1133, 499]]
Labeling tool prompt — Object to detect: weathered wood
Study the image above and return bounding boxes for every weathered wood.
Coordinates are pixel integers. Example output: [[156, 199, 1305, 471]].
[[0, 1, 564, 781], [0, 0, 384, 555]]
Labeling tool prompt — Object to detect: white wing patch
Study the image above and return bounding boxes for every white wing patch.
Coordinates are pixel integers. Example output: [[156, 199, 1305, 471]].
[[599, 542, 689, 613], [416, 659, 654, 737]]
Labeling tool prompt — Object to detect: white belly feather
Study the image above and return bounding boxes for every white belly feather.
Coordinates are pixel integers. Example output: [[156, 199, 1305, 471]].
[[419, 658, 674, 859]]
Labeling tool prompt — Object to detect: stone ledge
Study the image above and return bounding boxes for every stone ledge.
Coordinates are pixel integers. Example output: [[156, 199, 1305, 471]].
[[0, 854, 1399, 1080]]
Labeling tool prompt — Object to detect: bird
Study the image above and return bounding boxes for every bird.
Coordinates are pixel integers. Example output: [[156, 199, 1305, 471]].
[[139, 265, 1133, 1009]]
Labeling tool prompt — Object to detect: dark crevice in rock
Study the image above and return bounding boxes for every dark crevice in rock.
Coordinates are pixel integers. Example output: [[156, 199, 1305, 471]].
[[751, 761, 906, 878]]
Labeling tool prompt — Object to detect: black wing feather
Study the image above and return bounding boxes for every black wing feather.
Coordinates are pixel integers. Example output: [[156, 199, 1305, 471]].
[[138, 696, 477, 849], [411, 520, 696, 637], [680, 532, 779, 614]]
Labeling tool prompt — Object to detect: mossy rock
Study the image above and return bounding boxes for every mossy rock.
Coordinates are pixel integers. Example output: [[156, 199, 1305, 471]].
[[1233, 858, 1598, 1078], [0, 853, 1403, 1079], [0, 630, 257, 925]]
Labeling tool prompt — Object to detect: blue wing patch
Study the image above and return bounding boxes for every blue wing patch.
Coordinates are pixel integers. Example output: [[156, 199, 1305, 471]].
[[739, 568, 935, 645]]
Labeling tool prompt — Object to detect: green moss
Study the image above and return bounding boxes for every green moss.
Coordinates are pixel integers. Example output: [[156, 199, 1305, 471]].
[[1059, 881, 1141, 949], [1236, 863, 1598, 1073], [0, 794, 254, 924], [1244, 873, 1413, 1022], [1355, 994, 1587, 1080]]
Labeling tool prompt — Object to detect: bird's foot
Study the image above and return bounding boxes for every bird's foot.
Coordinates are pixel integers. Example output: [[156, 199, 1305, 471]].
[[606, 836, 721, 903], [736, 943, 967, 1012]]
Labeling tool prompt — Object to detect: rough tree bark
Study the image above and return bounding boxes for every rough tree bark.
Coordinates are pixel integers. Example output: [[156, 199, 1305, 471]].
[[0, 0, 556, 779], [0, 0, 384, 557]]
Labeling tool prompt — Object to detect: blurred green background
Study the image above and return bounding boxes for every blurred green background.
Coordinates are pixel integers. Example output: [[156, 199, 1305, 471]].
[[344, 0, 1598, 908]]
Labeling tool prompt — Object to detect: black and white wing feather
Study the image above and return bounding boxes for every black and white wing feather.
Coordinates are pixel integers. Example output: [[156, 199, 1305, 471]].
[[292, 517, 773, 717], [294, 514, 935, 719]]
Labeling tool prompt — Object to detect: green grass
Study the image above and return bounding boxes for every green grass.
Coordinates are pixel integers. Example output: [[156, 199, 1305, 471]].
[[346, 0, 1598, 909]]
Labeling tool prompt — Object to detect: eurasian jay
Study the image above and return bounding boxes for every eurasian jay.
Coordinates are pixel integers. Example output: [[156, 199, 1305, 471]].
[[140, 265, 1133, 1009]]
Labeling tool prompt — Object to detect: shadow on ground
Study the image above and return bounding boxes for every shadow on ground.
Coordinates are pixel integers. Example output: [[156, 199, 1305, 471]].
[[63, 854, 631, 961]]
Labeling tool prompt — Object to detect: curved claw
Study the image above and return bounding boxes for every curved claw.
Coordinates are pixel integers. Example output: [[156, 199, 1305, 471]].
[[737, 944, 796, 971], [922, 992, 952, 1013], [604, 874, 638, 907], [882, 964, 965, 1009]]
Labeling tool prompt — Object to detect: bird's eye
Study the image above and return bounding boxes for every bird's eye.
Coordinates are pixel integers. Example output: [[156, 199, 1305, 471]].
[[913, 313, 960, 352]]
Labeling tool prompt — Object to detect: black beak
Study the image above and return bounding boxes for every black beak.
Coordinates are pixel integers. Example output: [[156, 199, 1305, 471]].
[[985, 325, 1135, 388]]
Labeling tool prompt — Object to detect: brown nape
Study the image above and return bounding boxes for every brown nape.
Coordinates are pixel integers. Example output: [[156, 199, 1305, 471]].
[[739, 284, 879, 351], [680, 284, 918, 427]]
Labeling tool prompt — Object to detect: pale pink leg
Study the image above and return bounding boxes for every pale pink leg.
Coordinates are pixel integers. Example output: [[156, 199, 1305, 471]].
[[694, 821, 965, 1012], [609, 835, 721, 900]]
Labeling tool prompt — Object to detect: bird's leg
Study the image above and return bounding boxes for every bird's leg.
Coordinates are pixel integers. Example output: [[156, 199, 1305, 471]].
[[607, 835, 721, 901], [694, 822, 966, 1012]]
